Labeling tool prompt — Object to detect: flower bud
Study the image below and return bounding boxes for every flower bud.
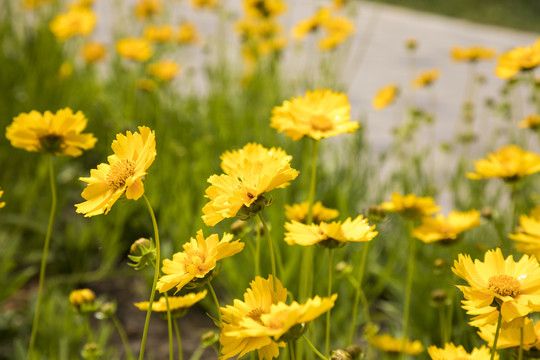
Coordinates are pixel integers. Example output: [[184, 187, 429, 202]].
[[330, 349, 352, 360], [345, 345, 362, 359], [128, 238, 156, 270], [230, 219, 246, 235], [201, 330, 219, 347], [70, 289, 97, 313], [430, 289, 447, 305], [81, 342, 102, 359]]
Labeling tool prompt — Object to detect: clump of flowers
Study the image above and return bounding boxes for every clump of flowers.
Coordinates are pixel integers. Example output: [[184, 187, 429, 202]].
[[49, 8, 97, 41]]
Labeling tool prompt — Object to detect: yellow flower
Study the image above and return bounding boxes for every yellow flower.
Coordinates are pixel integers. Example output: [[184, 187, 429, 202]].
[[467, 145, 540, 181], [177, 22, 201, 45], [372, 84, 399, 110], [136, 78, 157, 92], [477, 317, 537, 349], [134, 290, 207, 314], [75, 126, 156, 217], [452, 248, 540, 326], [69, 288, 96, 312], [519, 114, 540, 130], [495, 39, 540, 79], [157, 231, 244, 293], [116, 38, 153, 62], [23, 0, 53, 9], [146, 60, 181, 82], [285, 201, 339, 224], [49, 9, 97, 42], [68, 0, 95, 10], [318, 16, 354, 51], [243, 0, 287, 18], [412, 69, 440, 89], [369, 334, 424, 355], [143, 24, 174, 43], [427, 343, 496, 360], [291, 7, 331, 40], [0, 187, 5, 209], [134, 0, 163, 19], [190, 0, 219, 9], [285, 215, 377, 248], [510, 211, 540, 258], [220, 276, 288, 360], [381, 192, 441, 220], [412, 210, 481, 243], [6, 108, 97, 156], [271, 89, 358, 141], [82, 41, 106, 63], [202, 144, 299, 226], [450, 46, 495, 62]]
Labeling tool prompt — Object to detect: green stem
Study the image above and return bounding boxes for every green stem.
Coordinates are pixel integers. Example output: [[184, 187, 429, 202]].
[[112, 315, 135, 360], [255, 218, 261, 276], [302, 335, 328, 360], [439, 305, 448, 345], [288, 342, 296, 360], [28, 155, 57, 359], [84, 315, 94, 343], [139, 195, 161, 360], [518, 325, 524, 360], [306, 140, 319, 225], [165, 294, 174, 360], [258, 213, 277, 287], [173, 318, 183, 360], [348, 241, 370, 345], [207, 282, 222, 327], [400, 231, 417, 360], [325, 249, 333, 357], [490, 311, 503, 360]]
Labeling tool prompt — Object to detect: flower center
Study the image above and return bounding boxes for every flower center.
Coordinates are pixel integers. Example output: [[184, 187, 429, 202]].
[[106, 159, 135, 189], [488, 274, 520, 297], [247, 308, 265, 324], [310, 115, 334, 132], [39, 134, 64, 153]]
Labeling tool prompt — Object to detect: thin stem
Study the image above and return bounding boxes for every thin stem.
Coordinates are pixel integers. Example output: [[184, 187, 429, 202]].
[[306, 139, 319, 225], [518, 326, 524, 360], [112, 315, 135, 360], [288, 342, 296, 360], [490, 311, 503, 360], [400, 230, 417, 360], [348, 241, 370, 345], [173, 318, 183, 360], [28, 155, 57, 359], [258, 213, 277, 287], [139, 195, 161, 360], [255, 218, 261, 276], [207, 282, 222, 327], [302, 335, 328, 360], [325, 249, 333, 357], [165, 294, 174, 360], [84, 315, 94, 343], [439, 305, 448, 345]]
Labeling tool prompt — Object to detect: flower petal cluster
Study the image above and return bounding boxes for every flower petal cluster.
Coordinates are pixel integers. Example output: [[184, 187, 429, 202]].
[[134, 0, 163, 19], [157, 231, 244, 293], [285, 215, 377, 248], [146, 60, 181, 82], [0, 187, 5, 209], [6, 108, 97, 156], [82, 41, 106, 63], [202, 143, 298, 226], [285, 201, 339, 224], [369, 334, 424, 355], [412, 210, 481, 243], [243, 0, 286, 18], [190, 0, 219, 10], [427, 343, 496, 360], [75, 126, 156, 217], [271, 89, 357, 141], [477, 317, 538, 350], [49, 9, 97, 41], [510, 208, 540, 258], [143, 24, 174, 43], [116, 38, 153, 62], [495, 39, 540, 79], [467, 145, 540, 181], [381, 192, 441, 220], [452, 248, 540, 326], [134, 291, 207, 312], [177, 22, 201, 45], [220, 276, 336, 360], [450, 46, 495, 62], [412, 69, 440, 89], [292, 7, 331, 39], [519, 114, 540, 130], [372, 84, 399, 110]]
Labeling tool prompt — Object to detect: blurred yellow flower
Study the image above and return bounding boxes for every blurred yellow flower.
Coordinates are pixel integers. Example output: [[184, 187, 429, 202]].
[[69, 288, 96, 309], [451, 46, 495, 62], [146, 60, 181, 82], [6, 108, 97, 156], [318, 16, 354, 51], [467, 145, 540, 181], [495, 39, 540, 79], [510, 210, 540, 258], [136, 78, 157, 92], [285, 215, 377, 248], [243, 0, 287, 18], [190, 0, 219, 9], [412, 210, 481, 243], [519, 114, 540, 130], [116, 38, 153, 62], [477, 317, 537, 349], [220, 276, 287, 360], [58, 61, 73, 79], [157, 231, 244, 293], [285, 201, 339, 224], [23, 0, 54, 9], [381, 192, 441, 220], [68, 0, 94, 10], [427, 343, 496, 360], [134, 0, 163, 19], [134, 291, 207, 314], [291, 7, 331, 40], [202, 144, 298, 226], [177, 22, 201, 45], [75, 126, 156, 217], [82, 41, 106, 63], [50, 9, 97, 41], [369, 334, 424, 355], [271, 89, 357, 141], [373, 84, 399, 110], [0, 188, 5, 209], [143, 24, 174, 43], [412, 69, 440, 88], [452, 248, 540, 325]]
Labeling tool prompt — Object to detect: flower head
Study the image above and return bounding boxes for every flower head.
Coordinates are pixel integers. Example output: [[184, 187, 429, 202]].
[[134, 290, 207, 317], [75, 126, 156, 217], [157, 231, 244, 293], [291, 7, 331, 39], [285, 201, 339, 224], [177, 22, 201, 45], [146, 60, 181, 82], [243, 0, 286, 18], [510, 209, 540, 258], [317, 16, 354, 51], [134, 0, 163, 19], [50, 9, 97, 41], [452, 248, 540, 325], [495, 39, 540, 79], [467, 145, 540, 182], [70, 288, 97, 313], [202, 144, 298, 226], [412, 69, 440, 89], [116, 38, 153, 62], [373, 84, 399, 110], [369, 334, 424, 355], [412, 210, 481, 243], [381, 192, 440, 220], [519, 114, 540, 131], [271, 89, 358, 141], [285, 215, 377, 248], [477, 317, 537, 349], [427, 343, 496, 360], [144, 24, 174, 43], [451, 46, 495, 62], [6, 108, 97, 156], [82, 41, 106, 63]]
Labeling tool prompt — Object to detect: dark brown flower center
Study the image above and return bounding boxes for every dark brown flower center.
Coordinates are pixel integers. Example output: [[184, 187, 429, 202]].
[[488, 274, 520, 297], [39, 134, 64, 153], [106, 159, 135, 189]]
